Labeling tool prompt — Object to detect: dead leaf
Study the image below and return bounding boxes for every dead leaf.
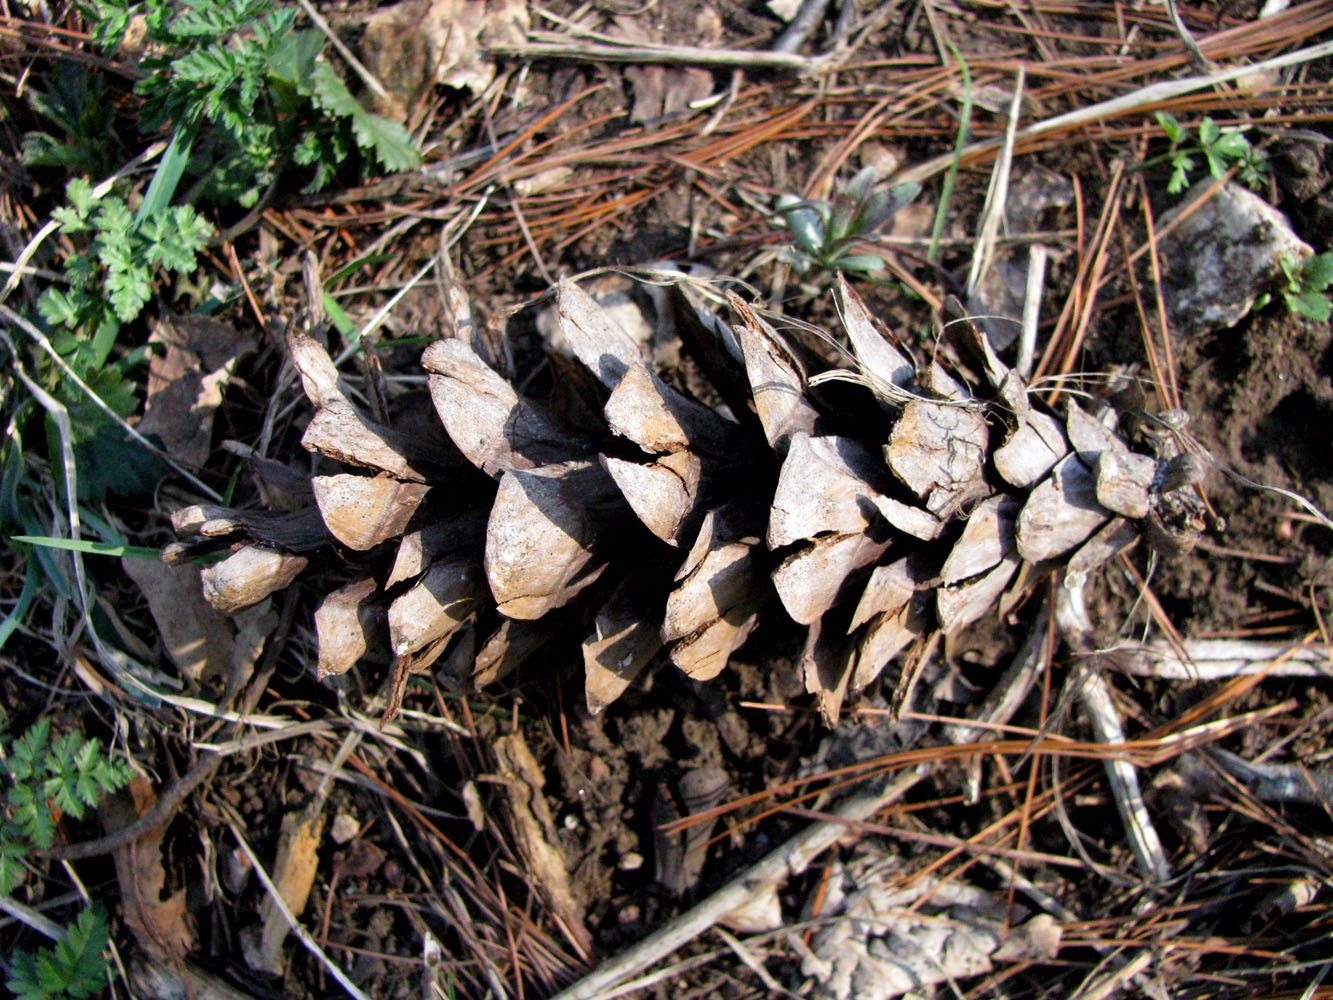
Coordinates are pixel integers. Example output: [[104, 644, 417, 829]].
[[612, 18, 712, 125], [122, 558, 235, 687], [493, 732, 593, 956], [360, 0, 529, 117], [137, 315, 256, 467], [104, 776, 196, 961]]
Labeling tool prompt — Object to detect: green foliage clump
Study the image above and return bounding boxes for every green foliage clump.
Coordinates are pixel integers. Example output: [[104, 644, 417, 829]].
[[1, 719, 133, 896], [776, 168, 921, 277], [0, 722, 130, 999], [1277, 252, 1333, 322], [72, 0, 420, 204], [6, 906, 111, 1000], [1155, 112, 1269, 195]]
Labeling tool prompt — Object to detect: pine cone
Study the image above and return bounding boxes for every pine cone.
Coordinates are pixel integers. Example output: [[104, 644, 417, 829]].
[[169, 272, 1205, 722]]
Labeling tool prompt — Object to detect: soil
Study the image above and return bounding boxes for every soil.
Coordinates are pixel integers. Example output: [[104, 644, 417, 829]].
[[6, 1, 1333, 999]]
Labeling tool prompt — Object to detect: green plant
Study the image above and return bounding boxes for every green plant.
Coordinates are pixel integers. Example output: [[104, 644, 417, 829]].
[[0, 721, 130, 998], [776, 168, 921, 276], [6, 906, 110, 1000], [1, 718, 133, 896], [1154, 112, 1269, 195], [1271, 251, 1333, 322], [71, 0, 420, 205]]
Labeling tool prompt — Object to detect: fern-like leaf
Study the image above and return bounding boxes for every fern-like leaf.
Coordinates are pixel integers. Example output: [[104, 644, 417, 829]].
[[7, 906, 110, 1000]]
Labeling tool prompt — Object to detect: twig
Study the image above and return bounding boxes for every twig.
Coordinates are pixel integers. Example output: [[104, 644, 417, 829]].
[[1016, 242, 1047, 378], [485, 37, 828, 72], [896, 38, 1333, 186], [548, 766, 931, 1000], [1115, 639, 1332, 680], [1057, 578, 1170, 884], [965, 64, 1025, 298], [293, 0, 390, 105], [224, 813, 373, 1000], [770, 0, 831, 55]]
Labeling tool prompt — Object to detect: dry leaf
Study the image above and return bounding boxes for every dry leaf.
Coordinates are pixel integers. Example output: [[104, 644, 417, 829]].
[[493, 732, 593, 955], [122, 558, 235, 687], [361, 0, 529, 116], [138, 315, 256, 467], [105, 776, 196, 961], [311, 474, 430, 551], [201, 546, 308, 613]]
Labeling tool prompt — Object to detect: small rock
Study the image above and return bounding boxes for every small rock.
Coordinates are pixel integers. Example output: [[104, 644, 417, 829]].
[[619, 851, 644, 871], [331, 812, 361, 844], [1159, 180, 1311, 334]]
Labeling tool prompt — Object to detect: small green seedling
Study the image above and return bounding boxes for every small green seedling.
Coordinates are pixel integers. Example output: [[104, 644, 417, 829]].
[[1265, 252, 1333, 322], [1, 721, 132, 1000], [1155, 112, 1269, 195], [776, 168, 920, 276]]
